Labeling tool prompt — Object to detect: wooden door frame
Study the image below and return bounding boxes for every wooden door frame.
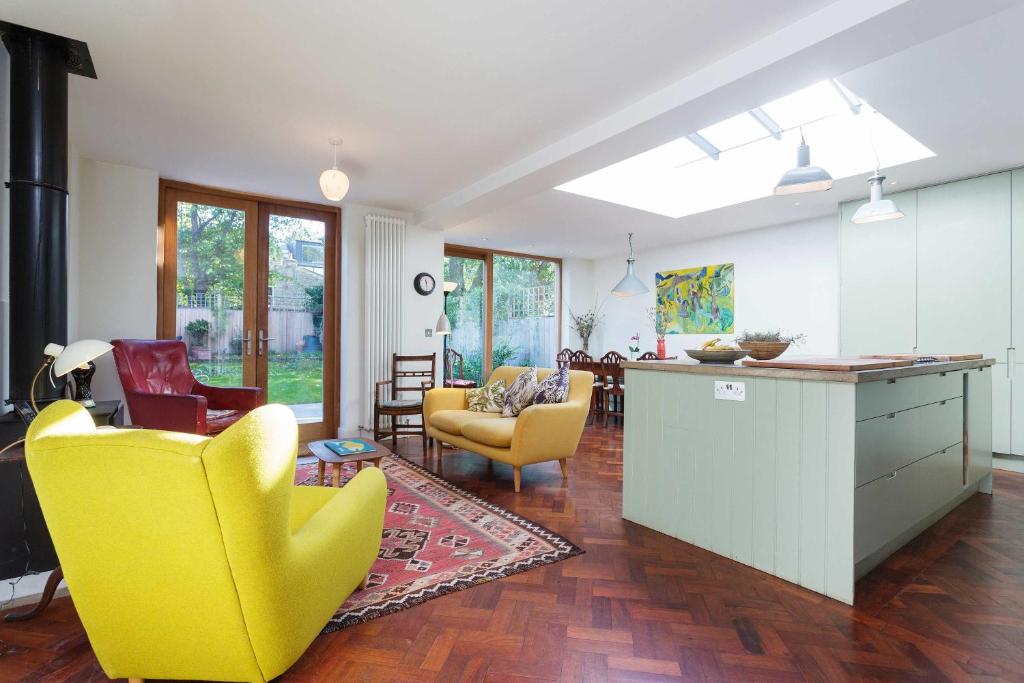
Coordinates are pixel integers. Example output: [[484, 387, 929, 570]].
[[443, 244, 563, 377], [157, 179, 342, 437]]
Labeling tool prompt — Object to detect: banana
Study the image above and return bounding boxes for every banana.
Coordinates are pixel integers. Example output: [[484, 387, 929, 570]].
[[702, 338, 721, 350]]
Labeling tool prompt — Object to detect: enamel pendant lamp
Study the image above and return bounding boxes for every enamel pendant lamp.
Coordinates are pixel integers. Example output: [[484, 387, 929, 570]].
[[851, 171, 904, 223], [773, 130, 833, 195], [611, 233, 649, 297], [319, 138, 350, 202]]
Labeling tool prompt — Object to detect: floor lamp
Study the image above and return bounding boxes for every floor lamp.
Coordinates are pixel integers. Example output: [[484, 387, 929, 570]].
[[435, 281, 458, 385]]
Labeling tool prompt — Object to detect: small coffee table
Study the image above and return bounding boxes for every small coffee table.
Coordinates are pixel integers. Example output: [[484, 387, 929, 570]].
[[308, 437, 391, 487]]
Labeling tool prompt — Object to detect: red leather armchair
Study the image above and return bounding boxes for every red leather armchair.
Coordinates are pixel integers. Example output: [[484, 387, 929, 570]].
[[111, 339, 265, 434]]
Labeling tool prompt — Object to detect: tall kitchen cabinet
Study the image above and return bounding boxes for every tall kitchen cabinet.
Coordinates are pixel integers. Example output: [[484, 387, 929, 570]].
[[840, 169, 1019, 456]]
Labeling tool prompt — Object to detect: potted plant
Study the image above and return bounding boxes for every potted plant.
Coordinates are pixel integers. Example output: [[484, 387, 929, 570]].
[[304, 285, 324, 352], [185, 318, 211, 360], [647, 307, 668, 358], [735, 330, 806, 360], [567, 305, 604, 354], [628, 333, 640, 360]]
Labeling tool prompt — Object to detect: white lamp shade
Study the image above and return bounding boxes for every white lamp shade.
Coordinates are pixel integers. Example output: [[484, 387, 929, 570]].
[[774, 140, 833, 195], [851, 172, 904, 224], [53, 339, 113, 377], [851, 198, 904, 223], [611, 260, 649, 297], [443, 281, 459, 293], [435, 312, 452, 335], [319, 168, 350, 202]]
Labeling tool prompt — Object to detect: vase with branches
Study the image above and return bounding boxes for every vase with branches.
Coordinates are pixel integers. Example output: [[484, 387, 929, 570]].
[[567, 305, 604, 353]]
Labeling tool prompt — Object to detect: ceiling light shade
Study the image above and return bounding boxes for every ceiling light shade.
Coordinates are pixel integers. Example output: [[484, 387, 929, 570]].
[[52, 339, 113, 377], [851, 172, 904, 224], [435, 312, 451, 335], [611, 233, 649, 297], [319, 138, 350, 202], [773, 133, 833, 195]]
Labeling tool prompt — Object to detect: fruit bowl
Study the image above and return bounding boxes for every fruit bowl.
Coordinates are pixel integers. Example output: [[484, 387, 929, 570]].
[[737, 341, 790, 360], [684, 348, 748, 364]]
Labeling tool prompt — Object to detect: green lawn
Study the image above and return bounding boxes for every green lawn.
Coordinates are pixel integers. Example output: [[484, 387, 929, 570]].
[[191, 353, 323, 406]]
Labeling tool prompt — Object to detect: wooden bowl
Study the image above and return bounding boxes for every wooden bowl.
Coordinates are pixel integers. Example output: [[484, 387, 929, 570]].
[[684, 348, 748, 364], [737, 341, 790, 360]]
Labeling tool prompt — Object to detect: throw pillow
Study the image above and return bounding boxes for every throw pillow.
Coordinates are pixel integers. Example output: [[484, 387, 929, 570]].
[[502, 367, 539, 417], [533, 365, 570, 405], [467, 379, 506, 412]]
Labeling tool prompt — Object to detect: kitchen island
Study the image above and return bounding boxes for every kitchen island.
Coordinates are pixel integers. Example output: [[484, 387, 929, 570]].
[[621, 357, 994, 604]]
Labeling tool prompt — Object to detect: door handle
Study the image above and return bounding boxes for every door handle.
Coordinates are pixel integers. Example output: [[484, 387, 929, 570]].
[[257, 330, 275, 356]]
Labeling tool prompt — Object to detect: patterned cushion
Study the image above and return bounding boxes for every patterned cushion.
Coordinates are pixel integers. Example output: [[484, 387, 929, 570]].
[[467, 379, 506, 412], [533, 365, 569, 405], [502, 367, 538, 417]]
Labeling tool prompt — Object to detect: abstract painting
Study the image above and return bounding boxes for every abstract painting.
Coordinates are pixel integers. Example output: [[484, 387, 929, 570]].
[[655, 263, 734, 334]]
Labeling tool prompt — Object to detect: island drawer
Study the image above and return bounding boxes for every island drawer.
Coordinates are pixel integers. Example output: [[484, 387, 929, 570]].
[[855, 396, 963, 487], [856, 370, 963, 420], [855, 443, 963, 563]]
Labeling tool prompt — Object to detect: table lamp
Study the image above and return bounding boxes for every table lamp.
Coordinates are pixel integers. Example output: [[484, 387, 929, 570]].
[[30, 339, 114, 413]]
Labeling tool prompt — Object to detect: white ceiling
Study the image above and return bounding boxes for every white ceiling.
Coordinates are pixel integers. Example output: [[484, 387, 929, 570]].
[[4, 0, 1023, 259], [1, 0, 828, 210], [445, 0, 1024, 258]]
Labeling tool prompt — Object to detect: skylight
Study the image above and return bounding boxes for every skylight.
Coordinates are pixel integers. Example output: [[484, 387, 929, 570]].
[[555, 79, 934, 219]]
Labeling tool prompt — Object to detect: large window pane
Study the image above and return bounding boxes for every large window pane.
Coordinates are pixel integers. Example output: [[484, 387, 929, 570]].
[[265, 214, 325, 422], [443, 255, 487, 384], [492, 255, 559, 369], [175, 201, 246, 388]]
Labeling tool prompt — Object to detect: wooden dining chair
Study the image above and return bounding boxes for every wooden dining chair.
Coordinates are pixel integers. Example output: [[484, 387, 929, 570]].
[[603, 362, 625, 427], [556, 347, 573, 368], [569, 350, 601, 424], [637, 351, 658, 361], [374, 352, 436, 452], [599, 351, 627, 428]]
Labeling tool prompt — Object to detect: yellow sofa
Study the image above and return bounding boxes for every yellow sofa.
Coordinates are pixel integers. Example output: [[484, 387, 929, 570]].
[[25, 400, 386, 683], [424, 366, 594, 492]]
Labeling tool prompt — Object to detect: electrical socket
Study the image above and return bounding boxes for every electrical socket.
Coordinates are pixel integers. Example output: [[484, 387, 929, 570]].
[[424, 328, 433, 337]]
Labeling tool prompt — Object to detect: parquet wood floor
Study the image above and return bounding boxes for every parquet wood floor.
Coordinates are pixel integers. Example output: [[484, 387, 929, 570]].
[[3, 425, 1024, 682]]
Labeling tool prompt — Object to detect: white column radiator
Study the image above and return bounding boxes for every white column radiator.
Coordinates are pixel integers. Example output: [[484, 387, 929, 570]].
[[364, 214, 406, 426]]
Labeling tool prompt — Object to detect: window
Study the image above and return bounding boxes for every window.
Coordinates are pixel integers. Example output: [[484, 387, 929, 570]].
[[555, 78, 934, 218], [443, 247, 561, 384]]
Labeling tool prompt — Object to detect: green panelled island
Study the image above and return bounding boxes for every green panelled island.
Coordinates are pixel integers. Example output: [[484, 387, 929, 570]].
[[621, 358, 995, 605]]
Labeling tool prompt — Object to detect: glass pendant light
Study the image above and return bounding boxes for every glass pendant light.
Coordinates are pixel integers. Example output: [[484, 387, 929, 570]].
[[773, 129, 833, 195], [851, 171, 904, 223], [611, 233, 649, 297], [319, 138, 350, 202]]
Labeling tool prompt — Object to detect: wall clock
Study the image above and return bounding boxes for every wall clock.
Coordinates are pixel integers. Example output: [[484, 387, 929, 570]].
[[413, 272, 436, 296]]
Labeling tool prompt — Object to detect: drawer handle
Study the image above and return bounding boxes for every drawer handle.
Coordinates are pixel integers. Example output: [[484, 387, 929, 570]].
[[885, 471, 897, 480], [940, 372, 947, 377], [886, 413, 896, 419], [887, 378, 897, 384], [940, 400, 946, 405]]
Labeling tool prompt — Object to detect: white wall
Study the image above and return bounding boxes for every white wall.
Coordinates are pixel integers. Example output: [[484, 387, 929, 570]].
[[589, 216, 840, 358], [561, 257, 596, 347], [73, 158, 160, 408]]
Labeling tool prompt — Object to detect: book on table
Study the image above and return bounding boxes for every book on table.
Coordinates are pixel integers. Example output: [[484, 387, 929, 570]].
[[324, 438, 377, 457]]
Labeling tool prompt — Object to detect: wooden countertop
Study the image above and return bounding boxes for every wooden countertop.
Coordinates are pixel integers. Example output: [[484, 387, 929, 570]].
[[621, 357, 996, 383]]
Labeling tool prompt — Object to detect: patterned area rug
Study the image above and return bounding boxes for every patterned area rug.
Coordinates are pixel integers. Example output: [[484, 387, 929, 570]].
[[294, 455, 583, 632]]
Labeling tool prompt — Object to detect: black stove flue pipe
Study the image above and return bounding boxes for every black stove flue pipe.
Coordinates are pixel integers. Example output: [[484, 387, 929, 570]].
[[1, 22, 95, 401]]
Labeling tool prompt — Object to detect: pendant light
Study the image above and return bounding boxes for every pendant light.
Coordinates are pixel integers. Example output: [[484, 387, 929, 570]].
[[773, 128, 833, 195], [319, 138, 350, 202], [851, 171, 904, 223], [611, 233, 649, 297]]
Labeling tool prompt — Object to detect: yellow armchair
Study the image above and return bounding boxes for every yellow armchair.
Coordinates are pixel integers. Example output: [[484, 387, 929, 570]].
[[25, 400, 386, 683], [424, 366, 594, 491]]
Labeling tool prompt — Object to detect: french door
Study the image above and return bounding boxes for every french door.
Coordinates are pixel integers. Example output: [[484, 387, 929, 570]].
[[158, 181, 340, 441]]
